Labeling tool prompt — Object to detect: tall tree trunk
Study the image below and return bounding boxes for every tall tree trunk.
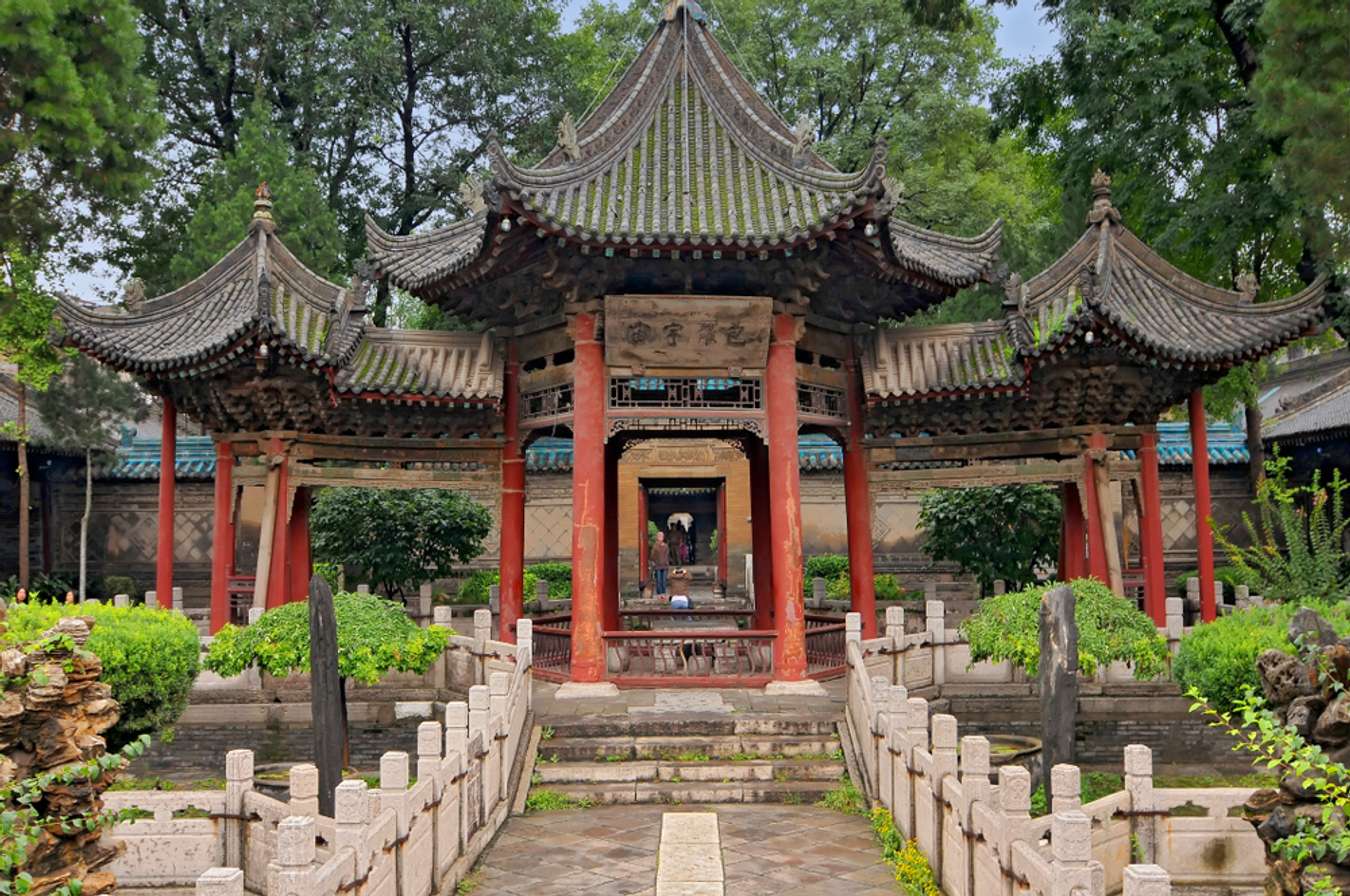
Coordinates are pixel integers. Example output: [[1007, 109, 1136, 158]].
[[1245, 401, 1265, 494], [80, 447, 92, 601], [17, 380, 29, 592]]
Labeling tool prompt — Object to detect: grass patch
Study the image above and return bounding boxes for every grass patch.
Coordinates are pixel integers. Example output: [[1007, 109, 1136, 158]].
[[540, 726, 555, 741], [107, 776, 178, 792], [456, 870, 482, 894], [524, 789, 595, 813], [872, 808, 940, 896], [817, 774, 867, 815]]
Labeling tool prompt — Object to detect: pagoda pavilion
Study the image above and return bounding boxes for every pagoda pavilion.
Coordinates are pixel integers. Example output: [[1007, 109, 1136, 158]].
[[59, 0, 1331, 687]]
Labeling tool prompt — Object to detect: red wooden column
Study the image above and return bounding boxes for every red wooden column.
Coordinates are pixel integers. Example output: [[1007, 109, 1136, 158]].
[[1138, 430, 1168, 625], [750, 440, 774, 630], [568, 310, 607, 682], [716, 481, 728, 588], [637, 484, 650, 586], [1058, 483, 1087, 581], [1189, 391, 1217, 622], [156, 398, 177, 608], [209, 441, 236, 632], [603, 443, 620, 632], [266, 445, 292, 609], [843, 350, 877, 638], [286, 488, 311, 603], [766, 312, 807, 680], [498, 346, 525, 643], [1080, 434, 1110, 585]]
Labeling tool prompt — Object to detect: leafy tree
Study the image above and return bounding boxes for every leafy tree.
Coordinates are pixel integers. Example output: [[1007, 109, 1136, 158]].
[[0, 0, 161, 253], [2, 603, 201, 748], [310, 488, 492, 599], [961, 577, 1170, 680], [203, 591, 451, 759], [1215, 453, 1350, 604], [31, 356, 151, 600], [917, 485, 1061, 593], [0, 250, 69, 591], [163, 100, 345, 289]]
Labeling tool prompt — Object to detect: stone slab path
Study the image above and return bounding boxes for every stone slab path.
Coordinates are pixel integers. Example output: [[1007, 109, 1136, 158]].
[[470, 804, 897, 895], [532, 681, 846, 722]]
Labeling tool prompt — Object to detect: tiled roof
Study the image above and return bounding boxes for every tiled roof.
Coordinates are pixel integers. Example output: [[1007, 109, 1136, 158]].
[[1012, 191, 1326, 368], [1264, 368, 1350, 442], [335, 330, 502, 400], [1121, 421, 1250, 467], [366, 3, 1002, 304], [57, 218, 505, 405], [862, 321, 1022, 399], [99, 435, 217, 480], [0, 376, 64, 450]]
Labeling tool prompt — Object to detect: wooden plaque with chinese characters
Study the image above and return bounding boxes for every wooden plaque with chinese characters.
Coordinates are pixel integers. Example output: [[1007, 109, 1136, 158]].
[[604, 295, 772, 369]]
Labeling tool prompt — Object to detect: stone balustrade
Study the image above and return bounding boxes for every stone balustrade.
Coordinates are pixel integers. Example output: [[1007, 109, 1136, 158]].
[[842, 613, 1267, 896], [104, 620, 534, 895]]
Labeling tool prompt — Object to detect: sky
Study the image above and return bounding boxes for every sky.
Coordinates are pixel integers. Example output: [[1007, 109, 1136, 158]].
[[58, 1, 1056, 300]]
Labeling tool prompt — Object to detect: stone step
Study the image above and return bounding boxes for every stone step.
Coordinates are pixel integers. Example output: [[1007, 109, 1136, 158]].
[[532, 779, 842, 805], [535, 758, 846, 786], [538, 733, 841, 763], [544, 715, 839, 739]]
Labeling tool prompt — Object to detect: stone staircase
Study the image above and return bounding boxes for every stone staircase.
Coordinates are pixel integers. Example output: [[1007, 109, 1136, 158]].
[[527, 713, 846, 805]]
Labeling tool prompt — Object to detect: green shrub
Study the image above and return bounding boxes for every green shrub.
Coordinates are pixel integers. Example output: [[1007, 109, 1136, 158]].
[[527, 562, 572, 600], [99, 574, 138, 601], [455, 569, 541, 604], [823, 571, 906, 602], [205, 591, 450, 684], [874, 574, 903, 601], [960, 578, 1169, 680], [804, 554, 850, 595], [1175, 602, 1350, 713], [1, 603, 200, 747], [918, 485, 1061, 592]]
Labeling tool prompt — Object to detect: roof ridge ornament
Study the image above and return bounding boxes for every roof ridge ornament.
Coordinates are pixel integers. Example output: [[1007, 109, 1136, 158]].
[[1236, 272, 1259, 304], [790, 113, 816, 166], [252, 181, 276, 233], [557, 112, 581, 163], [458, 174, 487, 214], [663, 0, 708, 24], [1086, 168, 1120, 226], [122, 278, 145, 315]]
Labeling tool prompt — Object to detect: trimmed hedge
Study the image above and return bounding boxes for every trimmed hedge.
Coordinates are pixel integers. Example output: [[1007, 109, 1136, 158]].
[[1174, 602, 1350, 713], [2, 602, 200, 748]]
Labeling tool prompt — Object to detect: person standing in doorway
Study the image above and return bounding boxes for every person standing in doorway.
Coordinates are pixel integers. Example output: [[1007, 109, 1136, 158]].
[[651, 531, 670, 597]]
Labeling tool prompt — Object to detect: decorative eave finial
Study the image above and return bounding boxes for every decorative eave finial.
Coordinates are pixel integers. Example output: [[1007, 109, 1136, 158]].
[[557, 112, 581, 164], [122, 278, 145, 314], [790, 113, 816, 166], [1236, 272, 1259, 304], [1086, 168, 1120, 226], [1002, 272, 1025, 313], [252, 181, 276, 232], [458, 174, 487, 214], [663, 0, 708, 23]]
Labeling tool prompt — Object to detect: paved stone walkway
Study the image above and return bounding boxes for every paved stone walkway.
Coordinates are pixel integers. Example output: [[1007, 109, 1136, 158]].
[[532, 681, 846, 722], [470, 804, 897, 895]]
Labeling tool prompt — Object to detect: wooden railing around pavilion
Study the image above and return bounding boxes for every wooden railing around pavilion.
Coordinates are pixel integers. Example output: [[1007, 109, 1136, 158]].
[[804, 612, 848, 678]]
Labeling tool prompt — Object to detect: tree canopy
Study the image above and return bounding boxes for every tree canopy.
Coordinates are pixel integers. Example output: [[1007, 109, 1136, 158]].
[[917, 485, 1061, 592]]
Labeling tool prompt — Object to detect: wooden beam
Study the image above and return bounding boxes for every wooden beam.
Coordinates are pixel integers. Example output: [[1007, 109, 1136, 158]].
[[865, 425, 1143, 463], [869, 458, 1140, 491], [285, 462, 498, 490]]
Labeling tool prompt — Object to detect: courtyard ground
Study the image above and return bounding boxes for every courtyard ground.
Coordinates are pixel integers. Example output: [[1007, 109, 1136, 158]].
[[471, 803, 896, 895]]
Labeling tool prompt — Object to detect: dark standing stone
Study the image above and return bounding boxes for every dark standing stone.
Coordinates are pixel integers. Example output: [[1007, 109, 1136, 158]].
[[1039, 584, 1078, 775], [309, 575, 343, 817], [1289, 607, 1339, 650]]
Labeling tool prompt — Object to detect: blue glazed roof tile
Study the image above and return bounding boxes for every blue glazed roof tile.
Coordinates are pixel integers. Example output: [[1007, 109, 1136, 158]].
[[1123, 421, 1249, 467], [100, 435, 218, 480]]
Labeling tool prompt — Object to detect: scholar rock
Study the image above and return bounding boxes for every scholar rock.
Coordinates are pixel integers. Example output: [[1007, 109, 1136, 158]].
[[1258, 650, 1315, 706], [1258, 805, 1296, 845], [1289, 608, 1339, 650], [1286, 695, 1326, 737], [1314, 692, 1350, 745]]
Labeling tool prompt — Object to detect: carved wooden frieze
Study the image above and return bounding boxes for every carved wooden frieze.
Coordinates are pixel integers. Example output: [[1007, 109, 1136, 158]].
[[604, 295, 772, 370]]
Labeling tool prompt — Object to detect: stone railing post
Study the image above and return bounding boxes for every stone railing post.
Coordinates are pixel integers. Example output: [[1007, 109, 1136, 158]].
[[469, 685, 491, 818], [925, 599, 945, 637], [930, 713, 959, 889], [196, 867, 243, 896], [1124, 744, 1157, 862], [878, 685, 907, 810], [356, 583, 370, 594], [488, 583, 500, 616], [416, 721, 445, 875], [248, 607, 264, 625], [271, 816, 317, 896], [224, 749, 253, 868], [145, 590, 156, 607], [432, 605, 454, 690], [997, 765, 1032, 896], [516, 617, 534, 713], [489, 671, 511, 803], [1184, 577, 1199, 614], [959, 736, 992, 896], [896, 696, 928, 839], [812, 576, 827, 608], [1124, 864, 1171, 896], [993, 580, 1006, 596], [172, 586, 184, 611], [418, 583, 433, 623], [1051, 763, 1082, 814], [1050, 811, 1098, 896], [847, 612, 863, 645], [534, 578, 550, 607], [885, 605, 905, 641], [113, 593, 129, 608], [926, 600, 945, 686], [379, 751, 411, 893], [1235, 584, 1250, 610], [472, 608, 493, 683], [334, 779, 373, 874], [1165, 598, 1184, 643], [288, 763, 319, 817]]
